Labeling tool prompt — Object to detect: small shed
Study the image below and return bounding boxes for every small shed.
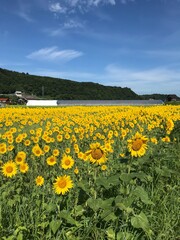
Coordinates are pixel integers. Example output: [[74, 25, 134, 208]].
[[0, 98, 10, 105]]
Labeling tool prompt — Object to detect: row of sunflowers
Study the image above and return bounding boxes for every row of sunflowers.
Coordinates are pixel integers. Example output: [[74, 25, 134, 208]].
[[0, 105, 179, 239], [0, 106, 178, 191]]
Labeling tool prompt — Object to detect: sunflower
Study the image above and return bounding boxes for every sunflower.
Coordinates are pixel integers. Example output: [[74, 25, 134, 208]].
[[78, 152, 84, 160], [43, 145, 50, 153], [19, 162, 29, 173], [127, 132, 148, 157], [57, 134, 63, 142], [74, 167, 79, 174], [35, 176, 44, 186], [32, 144, 43, 157], [61, 155, 74, 169], [85, 142, 107, 165], [65, 148, 71, 154], [53, 175, 73, 195], [0, 143, 7, 154], [47, 155, 57, 166], [101, 165, 107, 171], [2, 160, 17, 178], [24, 139, 31, 146], [166, 119, 174, 133], [162, 136, 170, 142], [7, 145, 14, 152], [53, 149, 60, 156], [151, 137, 158, 144], [15, 151, 26, 165]]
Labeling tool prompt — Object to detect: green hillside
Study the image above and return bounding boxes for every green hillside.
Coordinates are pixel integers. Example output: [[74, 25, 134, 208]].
[[141, 94, 180, 101], [0, 68, 141, 100]]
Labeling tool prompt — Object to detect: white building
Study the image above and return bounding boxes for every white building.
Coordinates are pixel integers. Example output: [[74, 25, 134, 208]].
[[15, 91, 22, 97], [26, 100, 58, 106]]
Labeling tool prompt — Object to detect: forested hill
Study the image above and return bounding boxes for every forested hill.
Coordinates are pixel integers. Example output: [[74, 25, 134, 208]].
[[0, 68, 141, 100]]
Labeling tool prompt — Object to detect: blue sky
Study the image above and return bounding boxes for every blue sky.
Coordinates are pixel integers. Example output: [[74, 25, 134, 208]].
[[1, 0, 180, 95]]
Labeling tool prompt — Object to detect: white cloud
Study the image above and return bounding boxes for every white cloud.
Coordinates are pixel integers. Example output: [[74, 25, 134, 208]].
[[48, 0, 116, 15], [49, 2, 66, 13], [27, 46, 83, 62]]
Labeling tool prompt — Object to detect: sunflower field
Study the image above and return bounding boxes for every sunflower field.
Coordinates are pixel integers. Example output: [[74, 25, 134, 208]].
[[0, 105, 180, 240]]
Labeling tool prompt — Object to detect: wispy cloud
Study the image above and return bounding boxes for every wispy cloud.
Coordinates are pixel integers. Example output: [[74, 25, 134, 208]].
[[17, 11, 34, 22], [63, 19, 84, 29], [120, 0, 135, 4], [14, 0, 35, 22], [104, 64, 180, 94], [27, 46, 83, 62], [29, 64, 180, 95], [115, 48, 180, 60], [144, 49, 180, 59], [45, 19, 85, 36]]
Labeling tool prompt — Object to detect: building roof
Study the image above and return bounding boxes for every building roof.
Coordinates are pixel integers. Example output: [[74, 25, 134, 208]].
[[0, 98, 9, 101], [57, 100, 164, 106]]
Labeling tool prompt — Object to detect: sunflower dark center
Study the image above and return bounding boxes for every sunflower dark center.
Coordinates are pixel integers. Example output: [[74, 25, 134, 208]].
[[132, 139, 143, 151], [58, 180, 67, 188], [37, 150, 41, 153], [65, 159, 71, 165], [17, 157, 22, 162], [91, 149, 103, 160], [50, 157, 55, 162], [6, 166, 13, 173]]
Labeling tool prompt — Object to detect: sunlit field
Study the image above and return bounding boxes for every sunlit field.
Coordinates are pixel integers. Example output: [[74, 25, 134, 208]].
[[0, 105, 180, 240]]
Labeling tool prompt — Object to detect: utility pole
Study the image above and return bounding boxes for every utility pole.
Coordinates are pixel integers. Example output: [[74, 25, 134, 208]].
[[42, 86, 44, 97]]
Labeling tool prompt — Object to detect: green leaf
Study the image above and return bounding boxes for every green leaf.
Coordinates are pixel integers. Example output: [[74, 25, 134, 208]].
[[131, 212, 150, 232], [77, 180, 90, 193], [74, 205, 85, 216], [100, 198, 114, 210], [96, 176, 109, 189], [46, 203, 57, 213], [38, 221, 49, 229], [117, 231, 134, 240], [14, 226, 27, 235], [115, 195, 134, 208], [59, 210, 80, 226], [86, 198, 103, 212], [155, 166, 172, 177], [106, 228, 116, 240], [5, 236, 15, 240], [108, 174, 121, 186], [100, 209, 117, 222], [50, 220, 62, 234], [17, 233, 23, 240], [133, 186, 153, 205], [7, 199, 16, 207], [120, 172, 147, 183], [120, 173, 132, 183]]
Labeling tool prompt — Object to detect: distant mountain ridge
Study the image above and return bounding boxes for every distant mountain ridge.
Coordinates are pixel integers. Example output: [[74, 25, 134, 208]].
[[0, 68, 179, 101], [0, 68, 141, 100]]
